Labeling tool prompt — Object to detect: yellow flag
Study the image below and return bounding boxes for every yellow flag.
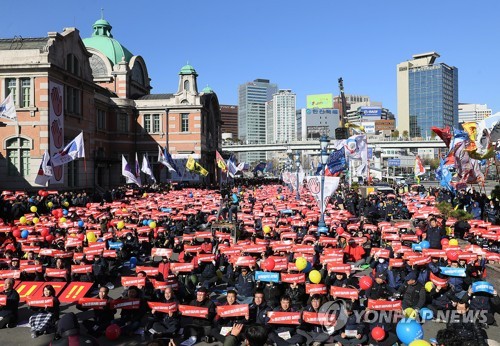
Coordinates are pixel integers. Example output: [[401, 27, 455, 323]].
[[186, 156, 209, 176]]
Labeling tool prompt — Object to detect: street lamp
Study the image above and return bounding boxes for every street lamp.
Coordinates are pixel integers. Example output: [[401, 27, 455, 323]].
[[294, 150, 301, 200], [318, 135, 330, 232]]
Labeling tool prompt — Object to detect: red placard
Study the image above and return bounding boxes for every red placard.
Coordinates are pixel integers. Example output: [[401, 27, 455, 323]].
[[302, 311, 333, 325], [281, 273, 305, 283], [103, 250, 117, 258], [27, 297, 54, 308], [45, 268, 68, 278], [135, 266, 159, 276], [52, 251, 74, 259], [170, 262, 195, 273], [197, 254, 216, 262], [31, 282, 66, 299], [151, 248, 173, 257], [111, 299, 141, 309], [78, 298, 107, 309], [327, 264, 351, 274], [184, 245, 202, 253], [20, 264, 43, 273], [320, 254, 344, 265], [71, 265, 93, 274], [219, 248, 241, 256], [0, 295, 6, 306], [83, 247, 103, 256], [292, 245, 315, 254], [269, 256, 288, 271], [243, 245, 267, 254], [422, 249, 447, 258], [178, 304, 209, 318], [389, 259, 404, 268], [195, 231, 212, 239], [370, 248, 390, 258], [319, 236, 338, 246], [409, 256, 431, 266], [0, 270, 21, 279], [148, 301, 178, 313], [234, 256, 256, 267], [216, 304, 249, 317], [267, 311, 301, 325], [305, 284, 327, 294], [121, 276, 146, 287], [367, 299, 402, 311], [59, 282, 93, 303], [430, 272, 448, 287], [400, 234, 419, 242], [330, 287, 359, 300]]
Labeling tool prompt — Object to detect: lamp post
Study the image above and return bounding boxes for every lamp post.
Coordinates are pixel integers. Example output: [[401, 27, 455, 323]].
[[294, 150, 300, 200], [318, 135, 330, 232]]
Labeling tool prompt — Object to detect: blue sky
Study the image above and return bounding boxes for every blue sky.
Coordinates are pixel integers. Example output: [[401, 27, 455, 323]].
[[4, 0, 500, 113]]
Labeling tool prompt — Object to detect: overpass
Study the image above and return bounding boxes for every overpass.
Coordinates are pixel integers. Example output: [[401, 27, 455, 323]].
[[222, 139, 446, 152]]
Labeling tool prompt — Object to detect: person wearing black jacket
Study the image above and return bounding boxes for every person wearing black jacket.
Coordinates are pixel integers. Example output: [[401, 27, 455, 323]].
[[297, 294, 330, 345], [461, 285, 500, 326], [148, 287, 180, 338], [212, 290, 248, 343], [426, 217, 446, 249], [445, 301, 488, 346], [427, 283, 459, 318], [248, 290, 272, 327], [268, 295, 306, 346], [182, 287, 216, 343], [397, 271, 426, 310], [78, 285, 116, 336], [365, 272, 394, 300], [0, 278, 19, 328]]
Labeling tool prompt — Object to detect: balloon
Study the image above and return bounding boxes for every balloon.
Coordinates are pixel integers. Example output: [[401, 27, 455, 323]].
[[40, 228, 49, 237], [59, 217, 67, 223], [424, 281, 434, 293], [419, 307, 433, 321], [371, 326, 386, 342], [404, 307, 417, 319], [77, 233, 85, 241], [416, 229, 423, 237], [188, 192, 193, 198], [309, 270, 322, 284], [78, 220, 85, 228], [32, 217, 39, 224], [47, 201, 54, 208], [63, 201, 69, 207], [45, 234, 55, 242], [262, 258, 275, 271], [87, 232, 97, 243], [295, 257, 307, 271], [30, 206, 37, 213], [337, 227, 345, 235], [129, 256, 137, 269], [449, 239, 458, 246], [13, 229, 21, 238], [5, 244, 16, 252], [263, 225, 271, 234], [143, 193, 148, 198], [63, 209, 68, 216], [409, 341, 431, 346], [303, 261, 313, 273], [359, 276, 373, 290], [105, 324, 121, 340], [21, 230, 29, 239], [38, 190, 44, 196], [446, 249, 460, 261], [117, 221, 125, 230], [42, 191, 49, 197], [441, 238, 449, 246], [149, 221, 157, 229], [19, 216, 27, 225], [396, 318, 424, 345], [143, 220, 149, 226], [419, 240, 430, 249]]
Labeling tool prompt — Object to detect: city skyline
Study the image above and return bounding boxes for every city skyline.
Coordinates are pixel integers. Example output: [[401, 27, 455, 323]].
[[3, 0, 500, 115]]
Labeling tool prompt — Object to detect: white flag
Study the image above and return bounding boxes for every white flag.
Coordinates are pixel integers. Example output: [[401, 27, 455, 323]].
[[306, 176, 340, 213], [34, 150, 53, 186], [51, 132, 85, 167], [141, 154, 156, 183], [157, 146, 176, 173], [122, 155, 141, 187], [0, 93, 17, 121]]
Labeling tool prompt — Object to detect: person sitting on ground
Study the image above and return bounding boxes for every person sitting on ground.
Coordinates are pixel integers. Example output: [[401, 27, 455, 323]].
[[147, 287, 180, 339], [181, 287, 216, 343], [0, 278, 19, 329], [77, 285, 116, 336], [223, 323, 269, 346], [50, 312, 99, 346], [268, 295, 306, 346], [29, 284, 60, 338], [212, 289, 249, 343]]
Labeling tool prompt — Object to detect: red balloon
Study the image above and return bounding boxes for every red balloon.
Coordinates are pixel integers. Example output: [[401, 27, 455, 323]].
[[441, 238, 449, 246], [38, 190, 44, 196], [446, 250, 460, 262], [5, 244, 15, 252], [337, 227, 345, 235], [52, 210, 58, 217], [416, 229, 423, 236], [105, 324, 121, 340], [262, 258, 276, 271], [77, 233, 85, 241], [371, 326, 386, 341], [45, 234, 55, 243], [359, 276, 373, 290], [42, 191, 49, 197], [12, 230, 21, 238], [40, 228, 49, 237]]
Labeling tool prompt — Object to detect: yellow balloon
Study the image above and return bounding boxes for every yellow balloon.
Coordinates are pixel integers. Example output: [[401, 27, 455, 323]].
[[117, 221, 125, 230], [87, 232, 97, 243], [263, 225, 271, 234], [404, 307, 417, 319], [47, 202, 54, 208], [60, 217, 67, 223], [309, 270, 322, 284], [19, 216, 27, 225], [30, 206, 37, 213], [143, 193, 148, 198], [63, 201, 69, 207], [409, 340, 431, 346], [449, 239, 458, 246], [425, 281, 434, 293], [295, 257, 307, 271], [149, 221, 157, 229], [33, 217, 39, 224]]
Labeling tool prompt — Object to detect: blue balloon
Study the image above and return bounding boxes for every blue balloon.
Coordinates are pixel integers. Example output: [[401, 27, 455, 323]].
[[188, 192, 193, 198], [129, 256, 137, 269], [396, 318, 424, 344], [143, 220, 149, 226], [303, 261, 313, 273], [28, 198, 34, 203], [21, 230, 29, 239], [420, 240, 430, 249], [97, 238, 103, 242], [63, 209, 68, 216], [78, 220, 84, 228], [419, 308, 433, 321]]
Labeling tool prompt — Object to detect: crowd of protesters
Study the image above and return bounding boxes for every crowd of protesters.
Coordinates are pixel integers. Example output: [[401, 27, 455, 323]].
[[0, 179, 499, 346]]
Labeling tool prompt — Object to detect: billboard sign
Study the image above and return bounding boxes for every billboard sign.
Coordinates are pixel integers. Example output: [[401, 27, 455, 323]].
[[363, 121, 376, 134], [307, 126, 329, 137], [307, 94, 333, 109], [388, 158, 401, 167], [360, 107, 382, 117]]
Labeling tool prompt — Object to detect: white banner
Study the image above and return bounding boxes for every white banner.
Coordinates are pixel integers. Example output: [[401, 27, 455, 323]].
[[288, 172, 305, 192], [49, 81, 64, 184], [306, 176, 340, 213]]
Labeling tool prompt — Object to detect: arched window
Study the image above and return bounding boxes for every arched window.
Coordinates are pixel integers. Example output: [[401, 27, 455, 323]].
[[89, 54, 108, 77], [184, 79, 190, 92], [66, 54, 80, 76], [6, 137, 31, 176]]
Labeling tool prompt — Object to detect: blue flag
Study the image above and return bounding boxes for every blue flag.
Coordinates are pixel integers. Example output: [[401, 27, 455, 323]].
[[164, 149, 181, 175], [253, 162, 266, 173], [326, 147, 346, 175]]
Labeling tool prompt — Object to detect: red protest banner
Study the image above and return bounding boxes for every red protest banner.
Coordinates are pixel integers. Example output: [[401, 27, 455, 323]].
[[219, 248, 241, 256], [292, 245, 315, 254], [305, 284, 327, 294], [111, 299, 141, 310], [121, 277, 146, 287], [0, 270, 21, 279], [302, 311, 333, 325], [20, 264, 43, 273], [269, 256, 288, 271], [370, 248, 391, 258], [430, 272, 448, 287], [194, 231, 212, 239], [281, 273, 305, 283], [234, 256, 256, 267], [0, 295, 6, 305], [409, 256, 431, 266], [83, 247, 103, 256], [52, 250, 74, 259], [45, 268, 68, 278], [59, 282, 93, 303], [151, 248, 173, 257], [422, 249, 447, 258], [330, 287, 359, 300], [27, 297, 54, 308], [103, 250, 117, 258], [327, 264, 351, 273], [216, 304, 249, 317], [197, 254, 216, 262], [267, 311, 301, 325], [71, 265, 93, 274], [389, 259, 404, 268], [148, 301, 178, 313], [367, 299, 402, 311], [319, 236, 338, 246], [78, 298, 107, 309], [320, 255, 344, 265], [135, 266, 159, 276], [243, 245, 267, 254], [178, 304, 209, 318], [170, 262, 195, 273], [184, 245, 202, 253]]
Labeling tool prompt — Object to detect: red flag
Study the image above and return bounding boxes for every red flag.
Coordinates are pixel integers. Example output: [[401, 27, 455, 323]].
[[431, 126, 452, 148]]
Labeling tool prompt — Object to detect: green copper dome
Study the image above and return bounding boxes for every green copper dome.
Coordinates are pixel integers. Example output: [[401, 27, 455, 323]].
[[83, 18, 133, 65], [202, 85, 214, 93], [179, 63, 198, 76]]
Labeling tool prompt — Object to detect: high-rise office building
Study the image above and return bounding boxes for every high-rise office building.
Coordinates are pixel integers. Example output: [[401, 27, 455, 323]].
[[238, 79, 278, 163], [397, 52, 458, 137], [220, 105, 238, 139], [458, 103, 491, 123], [270, 89, 296, 143]]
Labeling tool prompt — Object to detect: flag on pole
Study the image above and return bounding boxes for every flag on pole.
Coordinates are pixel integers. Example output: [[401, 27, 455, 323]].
[[165, 149, 181, 175], [158, 146, 177, 174], [216, 150, 227, 172], [0, 93, 17, 121], [34, 150, 53, 186], [414, 155, 426, 183], [122, 155, 141, 186], [141, 154, 156, 183], [253, 162, 266, 173], [51, 132, 85, 167], [186, 156, 209, 176], [135, 153, 142, 186], [227, 155, 238, 178]]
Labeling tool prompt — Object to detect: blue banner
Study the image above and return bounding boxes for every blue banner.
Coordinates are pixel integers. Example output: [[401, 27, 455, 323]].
[[472, 281, 495, 294], [439, 267, 466, 277], [326, 147, 346, 175], [108, 241, 123, 250], [412, 243, 422, 252], [255, 271, 280, 283]]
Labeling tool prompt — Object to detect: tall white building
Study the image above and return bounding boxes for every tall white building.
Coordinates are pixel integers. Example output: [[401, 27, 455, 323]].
[[458, 103, 492, 123], [268, 89, 296, 143]]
